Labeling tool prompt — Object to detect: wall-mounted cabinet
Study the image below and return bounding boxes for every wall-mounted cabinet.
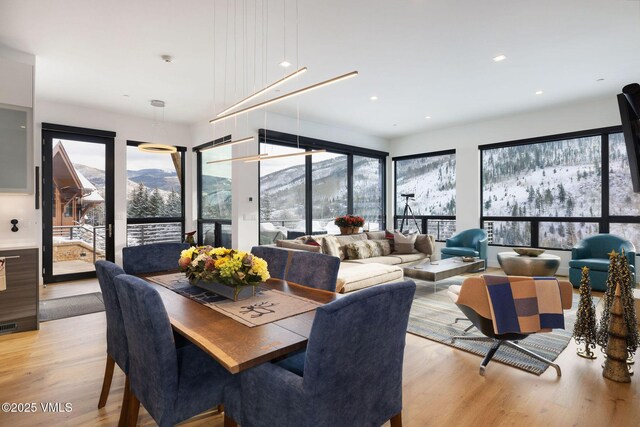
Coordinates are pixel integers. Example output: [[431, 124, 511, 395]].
[[0, 104, 33, 193]]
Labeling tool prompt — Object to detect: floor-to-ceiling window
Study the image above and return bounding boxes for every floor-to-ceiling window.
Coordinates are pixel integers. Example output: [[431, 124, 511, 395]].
[[479, 126, 633, 250], [393, 150, 456, 240], [259, 130, 387, 242], [126, 141, 185, 246], [195, 137, 232, 247]]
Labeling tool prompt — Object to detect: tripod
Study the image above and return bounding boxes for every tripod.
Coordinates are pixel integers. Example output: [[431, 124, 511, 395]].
[[399, 194, 421, 233]]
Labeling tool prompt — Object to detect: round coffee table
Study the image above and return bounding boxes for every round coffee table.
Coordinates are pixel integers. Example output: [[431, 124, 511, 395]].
[[497, 252, 561, 276]]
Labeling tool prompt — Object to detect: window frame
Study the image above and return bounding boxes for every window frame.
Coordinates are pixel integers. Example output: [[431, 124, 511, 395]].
[[478, 125, 636, 251], [194, 136, 233, 247], [125, 140, 187, 246], [392, 149, 457, 241], [258, 129, 388, 237]]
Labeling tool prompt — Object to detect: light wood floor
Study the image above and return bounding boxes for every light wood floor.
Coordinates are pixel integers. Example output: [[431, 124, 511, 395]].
[[1, 273, 639, 426]]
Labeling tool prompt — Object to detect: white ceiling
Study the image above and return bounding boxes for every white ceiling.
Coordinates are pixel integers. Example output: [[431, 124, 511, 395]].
[[1, 0, 639, 139]]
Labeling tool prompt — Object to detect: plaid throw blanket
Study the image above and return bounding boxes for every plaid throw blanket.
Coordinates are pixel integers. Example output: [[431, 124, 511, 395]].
[[484, 275, 564, 335]]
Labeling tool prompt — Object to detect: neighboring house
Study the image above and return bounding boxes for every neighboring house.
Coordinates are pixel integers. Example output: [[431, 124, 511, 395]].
[[52, 142, 103, 228]]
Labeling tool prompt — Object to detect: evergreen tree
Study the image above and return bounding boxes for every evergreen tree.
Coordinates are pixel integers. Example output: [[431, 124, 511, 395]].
[[128, 182, 149, 217], [165, 189, 181, 217], [574, 266, 597, 358], [148, 188, 164, 217]]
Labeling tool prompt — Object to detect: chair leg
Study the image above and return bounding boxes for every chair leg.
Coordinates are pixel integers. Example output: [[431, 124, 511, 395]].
[[504, 341, 562, 376], [390, 412, 402, 427], [217, 404, 224, 414], [480, 340, 502, 376], [224, 414, 238, 427], [98, 354, 115, 408], [125, 388, 140, 427], [118, 376, 130, 427]]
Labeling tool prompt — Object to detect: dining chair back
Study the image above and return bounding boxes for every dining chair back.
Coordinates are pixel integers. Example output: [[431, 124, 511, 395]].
[[285, 251, 340, 292], [114, 274, 232, 427], [122, 242, 190, 275], [250, 246, 290, 280], [236, 280, 416, 427], [94, 260, 127, 408]]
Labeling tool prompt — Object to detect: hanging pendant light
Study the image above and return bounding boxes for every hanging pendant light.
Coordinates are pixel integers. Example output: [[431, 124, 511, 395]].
[[244, 149, 327, 162], [138, 100, 177, 153], [209, 71, 358, 124], [200, 136, 255, 152], [206, 153, 270, 164]]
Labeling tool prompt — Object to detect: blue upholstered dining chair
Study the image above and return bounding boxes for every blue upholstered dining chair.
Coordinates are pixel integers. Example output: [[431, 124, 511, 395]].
[[224, 280, 416, 427], [250, 246, 290, 280], [95, 260, 127, 409], [441, 228, 488, 265], [284, 250, 341, 292], [113, 274, 234, 427], [122, 242, 189, 275], [569, 234, 636, 291]]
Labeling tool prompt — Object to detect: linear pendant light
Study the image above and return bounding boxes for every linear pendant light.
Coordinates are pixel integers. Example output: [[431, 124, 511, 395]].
[[216, 67, 308, 117], [210, 71, 358, 124], [200, 136, 255, 151], [244, 149, 327, 163], [206, 153, 269, 164]]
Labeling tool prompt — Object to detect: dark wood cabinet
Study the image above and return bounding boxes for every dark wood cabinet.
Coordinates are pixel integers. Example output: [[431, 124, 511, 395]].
[[0, 247, 39, 334]]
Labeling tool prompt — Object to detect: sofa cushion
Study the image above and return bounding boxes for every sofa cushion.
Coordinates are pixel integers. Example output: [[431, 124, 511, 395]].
[[276, 239, 321, 253], [441, 247, 479, 257], [336, 263, 404, 293], [389, 252, 428, 264], [365, 231, 386, 240], [394, 231, 418, 254], [344, 256, 402, 265], [568, 258, 624, 272], [323, 235, 342, 259], [415, 234, 435, 255], [371, 239, 392, 256]]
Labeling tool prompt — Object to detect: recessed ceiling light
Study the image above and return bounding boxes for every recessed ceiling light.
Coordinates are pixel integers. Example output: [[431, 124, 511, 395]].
[[20, 125, 25, 129], [122, 94, 130, 97], [393, 123, 397, 127], [425, 116, 431, 119], [535, 90, 543, 95], [279, 61, 291, 68], [493, 54, 507, 62], [161, 55, 173, 63], [596, 78, 605, 82], [370, 96, 378, 101]]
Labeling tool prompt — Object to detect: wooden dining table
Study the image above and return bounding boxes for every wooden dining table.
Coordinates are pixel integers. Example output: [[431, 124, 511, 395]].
[[142, 274, 342, 374]]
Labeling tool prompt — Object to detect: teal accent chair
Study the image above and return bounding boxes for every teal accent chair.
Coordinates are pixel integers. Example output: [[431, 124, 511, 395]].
[[569, 234, 636, 291], [441, 229, 488, 265]]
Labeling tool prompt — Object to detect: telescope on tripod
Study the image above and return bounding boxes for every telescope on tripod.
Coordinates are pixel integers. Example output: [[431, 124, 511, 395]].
[[399, 193, 421, 233]]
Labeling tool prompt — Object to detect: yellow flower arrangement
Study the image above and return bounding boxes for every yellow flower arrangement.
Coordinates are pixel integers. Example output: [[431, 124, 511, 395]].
[[178, 246, 270, 289]]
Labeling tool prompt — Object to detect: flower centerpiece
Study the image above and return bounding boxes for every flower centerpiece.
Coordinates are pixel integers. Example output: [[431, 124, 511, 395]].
[[334, 214, 365, 235], [178, 246, 270, 301]]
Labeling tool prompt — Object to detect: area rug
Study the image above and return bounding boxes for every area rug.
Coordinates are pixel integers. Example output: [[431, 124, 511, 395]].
[[407, 277, 589, 375], [39, 292, 104, 322]]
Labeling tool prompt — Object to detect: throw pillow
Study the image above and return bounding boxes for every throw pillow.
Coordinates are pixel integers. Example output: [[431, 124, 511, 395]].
[[323, 235, 342, 259], [365, 240, 382, 257], [372, 239, 392, 256], [345, 241, 372, 259], [415, 234, 435, 255], [365, 231, 386, 240], [305, 235, 325, 252], [394, 231, 418, 254]]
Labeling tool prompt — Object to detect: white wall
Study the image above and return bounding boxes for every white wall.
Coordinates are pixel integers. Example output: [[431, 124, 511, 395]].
[[35, 100, 193, 266], [389, 95, 622, 275], [190, 111, 390, 251]]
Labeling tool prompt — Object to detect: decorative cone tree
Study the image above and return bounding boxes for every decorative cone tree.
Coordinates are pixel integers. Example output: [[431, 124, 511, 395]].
[[603, 283, 631, 383], [617, 250, 639, 365], [596, 250, 620, 352], [574, 266, 597, 359]]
